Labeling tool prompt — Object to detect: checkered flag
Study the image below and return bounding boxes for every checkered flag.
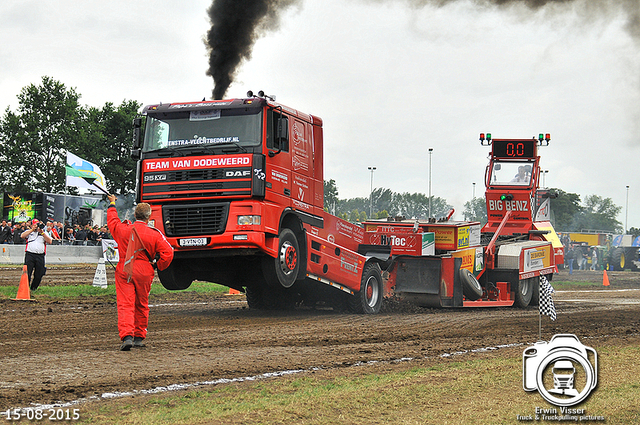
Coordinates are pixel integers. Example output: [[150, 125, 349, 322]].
[[539, 275, 556, 321]]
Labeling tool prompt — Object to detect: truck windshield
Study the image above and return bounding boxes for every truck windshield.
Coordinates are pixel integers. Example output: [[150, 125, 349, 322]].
[[143, 108, 262, 152], [490, 161, 533, 186]]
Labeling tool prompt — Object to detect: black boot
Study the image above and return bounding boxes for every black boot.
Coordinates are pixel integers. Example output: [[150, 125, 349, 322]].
[[133, 337, 146, 348], [120, 336, 133, 351]]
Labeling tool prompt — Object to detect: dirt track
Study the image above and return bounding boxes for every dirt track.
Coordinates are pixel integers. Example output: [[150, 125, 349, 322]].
[[1, 266, 639, 409]]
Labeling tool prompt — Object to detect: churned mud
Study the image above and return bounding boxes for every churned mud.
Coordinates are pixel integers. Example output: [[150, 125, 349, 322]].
[[0, 265, 639, 409]]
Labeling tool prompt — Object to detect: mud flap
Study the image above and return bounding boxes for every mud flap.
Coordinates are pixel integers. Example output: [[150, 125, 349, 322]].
[[393, 256, 463, 308]]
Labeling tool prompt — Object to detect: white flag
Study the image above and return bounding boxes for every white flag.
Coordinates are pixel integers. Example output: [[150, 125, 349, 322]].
[[66, 151, 107, 192], [102, 239, 119, 263]]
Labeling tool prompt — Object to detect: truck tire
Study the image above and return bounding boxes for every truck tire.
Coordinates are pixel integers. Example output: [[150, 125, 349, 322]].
[[610, 248, 626, 271], [245, 285, 269, 310], [264, 228, 301, 288], [460, 269, 483, 301], [514, 277, 534, 308], [348, 262, 383, 314], [157, 261, 194, 290]]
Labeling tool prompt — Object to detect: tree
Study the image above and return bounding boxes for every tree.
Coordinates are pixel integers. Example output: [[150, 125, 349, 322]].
[[463, 197, 487, 224], [0, 77, 141, 195], [325, 184, 453, 222], [572, 195, 622, 233], [393, 192, 452, 219], [371, 188, 394, 216], [375, 209, 389, 219], [548, 188, 582, 231], [323, 179, 338, 214], [340, 197, 369, 218], [88, 100, 141, 194], [0, 76, 85, 192]]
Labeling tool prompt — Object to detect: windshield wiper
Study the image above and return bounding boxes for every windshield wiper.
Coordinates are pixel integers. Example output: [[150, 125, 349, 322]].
[[154, 148, 177, 157], [218, 142, 248, 153]]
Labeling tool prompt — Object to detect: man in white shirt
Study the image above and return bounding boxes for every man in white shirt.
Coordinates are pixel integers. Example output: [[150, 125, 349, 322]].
[[21, 219, 53, 291]]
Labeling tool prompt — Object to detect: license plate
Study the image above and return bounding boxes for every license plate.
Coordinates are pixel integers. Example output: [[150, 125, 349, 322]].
[[179, 238, 208, 247]]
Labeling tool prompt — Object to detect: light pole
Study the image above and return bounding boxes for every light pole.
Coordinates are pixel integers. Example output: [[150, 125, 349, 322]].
[[542, 170, 548, 188], [472, 182, 476, 199], [428, 148, 433, 218], [625, 185, 630, 233], [368, 166, 376, 218]]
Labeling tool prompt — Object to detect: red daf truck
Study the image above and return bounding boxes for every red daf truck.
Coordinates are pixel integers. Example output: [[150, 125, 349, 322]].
[[131, 94, 562, 312], [131, 93, 388, 313]]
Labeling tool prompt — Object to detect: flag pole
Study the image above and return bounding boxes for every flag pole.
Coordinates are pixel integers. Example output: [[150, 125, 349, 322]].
[[538, 302, 542, 341], [538, 275, 544, 341], [90, 181, 110, 196]]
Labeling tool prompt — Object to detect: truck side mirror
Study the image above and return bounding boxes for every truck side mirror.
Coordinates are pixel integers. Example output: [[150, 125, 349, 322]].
[[277, 117, 289, 150], [269, 116, 289, 157], [131, 117, 143, 159], [132, 117, 143, 149]]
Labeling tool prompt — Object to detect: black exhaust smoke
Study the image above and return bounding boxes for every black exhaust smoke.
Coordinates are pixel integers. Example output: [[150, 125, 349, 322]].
[[383, 0, 639, 39], [205, 0, 300, 100], [205, 0, 638, 100]]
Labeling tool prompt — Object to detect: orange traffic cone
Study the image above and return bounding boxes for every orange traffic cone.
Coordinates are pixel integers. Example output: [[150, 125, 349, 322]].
[[14, 265, 31, 300], [603, 270, 610, 287], [226, 288, 241, 295]]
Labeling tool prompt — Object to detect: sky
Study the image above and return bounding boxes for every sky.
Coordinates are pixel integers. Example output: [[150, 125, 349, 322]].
[[1, 0, 638, 231]]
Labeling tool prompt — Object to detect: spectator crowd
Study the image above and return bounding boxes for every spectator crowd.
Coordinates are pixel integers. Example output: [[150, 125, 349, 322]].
[[0, 219, 111, 245]]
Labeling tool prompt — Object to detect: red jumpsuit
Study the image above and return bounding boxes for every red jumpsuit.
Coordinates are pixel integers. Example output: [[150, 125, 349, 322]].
[[108, 206, 174, 340]]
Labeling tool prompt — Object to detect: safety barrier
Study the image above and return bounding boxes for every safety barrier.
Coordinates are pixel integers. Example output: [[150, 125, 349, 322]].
[[0, 245, 103, 265]]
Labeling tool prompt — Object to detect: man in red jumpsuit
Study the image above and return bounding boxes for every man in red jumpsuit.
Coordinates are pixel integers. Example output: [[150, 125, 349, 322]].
[[107, 194, 174, 351]]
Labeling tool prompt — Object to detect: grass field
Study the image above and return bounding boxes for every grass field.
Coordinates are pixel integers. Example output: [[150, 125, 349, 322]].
[[74, 344, 639, 424], [0, 281, 228, 299]]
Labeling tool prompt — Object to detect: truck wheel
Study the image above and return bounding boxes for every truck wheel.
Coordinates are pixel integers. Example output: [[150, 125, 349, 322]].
[[157, 261, 194, 290], [514, 277, 533, 308], [460, 269, 483, 301], [264, 228, 301, 288], [611, 248, 625, 271], [348, 262, 383, 314]]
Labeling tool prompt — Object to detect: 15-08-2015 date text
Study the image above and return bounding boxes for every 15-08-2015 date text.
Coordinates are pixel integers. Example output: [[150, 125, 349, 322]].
[[3, 409, 80, 421]]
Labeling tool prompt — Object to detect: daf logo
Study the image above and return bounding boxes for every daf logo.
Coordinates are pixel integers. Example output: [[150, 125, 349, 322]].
[[226, 170, 251, 177]]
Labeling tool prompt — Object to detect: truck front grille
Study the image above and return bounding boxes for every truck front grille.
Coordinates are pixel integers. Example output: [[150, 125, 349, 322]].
[[162, 203, 229, 237]]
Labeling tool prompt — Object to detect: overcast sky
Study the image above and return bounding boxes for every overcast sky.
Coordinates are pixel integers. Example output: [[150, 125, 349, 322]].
[[1, 0, 638, 230]]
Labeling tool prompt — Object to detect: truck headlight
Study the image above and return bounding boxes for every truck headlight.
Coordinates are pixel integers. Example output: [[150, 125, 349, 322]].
[[237, 215, 261, 226]]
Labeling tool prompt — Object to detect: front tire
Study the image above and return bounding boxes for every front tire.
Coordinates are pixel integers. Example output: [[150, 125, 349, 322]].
[[157, 261, 194, 290], [348, 262, 383, 314], [264, 228, 301, 288]]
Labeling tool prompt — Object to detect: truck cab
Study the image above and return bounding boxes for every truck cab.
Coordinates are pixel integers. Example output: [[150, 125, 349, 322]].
[[132, 96, 323, 291]]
